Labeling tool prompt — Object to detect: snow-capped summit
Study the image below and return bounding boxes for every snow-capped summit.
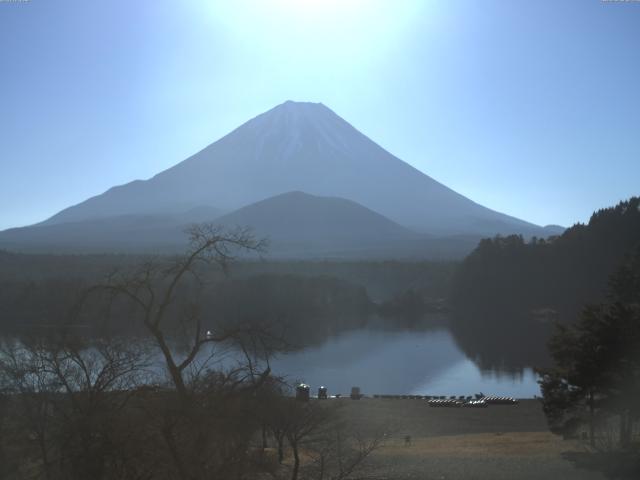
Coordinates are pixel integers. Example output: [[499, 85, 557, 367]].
[[39, 100, 541, 236]]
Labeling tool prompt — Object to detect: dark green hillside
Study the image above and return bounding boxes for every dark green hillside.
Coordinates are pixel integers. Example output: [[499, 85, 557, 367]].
[[450, 197, 640, 369]]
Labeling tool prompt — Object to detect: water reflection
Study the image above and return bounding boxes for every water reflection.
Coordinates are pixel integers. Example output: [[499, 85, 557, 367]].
[[1, 326, 541, 398], [270, 328, 540, 398]]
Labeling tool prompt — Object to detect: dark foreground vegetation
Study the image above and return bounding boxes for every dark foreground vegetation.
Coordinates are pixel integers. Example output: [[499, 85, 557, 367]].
[[451, 198, 640, 475], [0, 226, 389, 480], [0, 338, 389, 480], [538, 245, 640, 454], [451, 197, 640, 370]]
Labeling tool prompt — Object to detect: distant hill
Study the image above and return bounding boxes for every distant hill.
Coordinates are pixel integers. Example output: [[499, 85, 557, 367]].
[[213, 191, 418, 255], [540, 225, 565, 236], [0, 191, 485, 259], [0, 206, 222, 253], [35, 101, 553, 238], [212, 191, 481, 259]]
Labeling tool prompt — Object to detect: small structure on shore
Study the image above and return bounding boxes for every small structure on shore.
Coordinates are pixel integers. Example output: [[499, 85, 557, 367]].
[[350, 386, 362, 400], [318, 386, 328, 399], [296, 383, 310, 402]]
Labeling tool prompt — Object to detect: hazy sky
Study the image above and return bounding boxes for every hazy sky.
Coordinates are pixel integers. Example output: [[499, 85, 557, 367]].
[[1, 0, 639, 230]]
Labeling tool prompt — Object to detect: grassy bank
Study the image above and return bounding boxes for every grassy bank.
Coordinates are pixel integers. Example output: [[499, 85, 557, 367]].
[[295, 398, 609, 480]]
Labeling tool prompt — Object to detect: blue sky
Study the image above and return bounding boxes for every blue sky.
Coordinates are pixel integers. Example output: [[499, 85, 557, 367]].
[[1, 0, 638, 230]]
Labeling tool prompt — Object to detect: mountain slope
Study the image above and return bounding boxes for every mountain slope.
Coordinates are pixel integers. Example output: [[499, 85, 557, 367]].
[[0, 192, 420, 255], [40, 101, 547, 236], [0, 206, 222, 253], [0, 191, 483, 259]]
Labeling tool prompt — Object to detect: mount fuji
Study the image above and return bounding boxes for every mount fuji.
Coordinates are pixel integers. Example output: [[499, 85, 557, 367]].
[[0, 101, 561, 256]]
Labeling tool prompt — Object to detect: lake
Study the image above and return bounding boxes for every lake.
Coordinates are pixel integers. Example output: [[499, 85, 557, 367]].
[[0, 326, 541, 399], [269, 328, 540, 398]]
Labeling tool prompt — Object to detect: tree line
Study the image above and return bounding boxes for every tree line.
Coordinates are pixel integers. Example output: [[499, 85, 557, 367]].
[[450, 196, 640, 461], [537, 244, 640, 472], [450, 197, 640, 369]]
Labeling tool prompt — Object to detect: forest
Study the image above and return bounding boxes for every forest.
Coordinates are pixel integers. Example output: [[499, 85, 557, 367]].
[[0, 249, 453, 347], [450, 197, 640, 369]]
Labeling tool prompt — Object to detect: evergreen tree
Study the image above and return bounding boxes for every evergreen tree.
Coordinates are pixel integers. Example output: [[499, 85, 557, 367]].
[[538, 246, 640, 448]]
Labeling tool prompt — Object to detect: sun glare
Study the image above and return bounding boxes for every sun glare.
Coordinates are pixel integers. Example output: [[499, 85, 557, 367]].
[[198, 0, 426, 73]]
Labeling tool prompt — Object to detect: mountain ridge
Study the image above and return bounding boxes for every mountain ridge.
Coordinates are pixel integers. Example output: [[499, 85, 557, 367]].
[[0, 191, 485, 259], [38, 101, 547, 237]]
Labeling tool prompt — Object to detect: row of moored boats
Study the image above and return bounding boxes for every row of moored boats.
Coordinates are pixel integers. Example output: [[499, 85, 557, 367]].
[[428, 395, 518, 407]]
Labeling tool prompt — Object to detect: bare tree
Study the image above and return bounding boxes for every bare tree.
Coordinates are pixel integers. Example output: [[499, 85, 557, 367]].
[[306, 421, 388, 480], [82, 224, 270, 401], [261, 397, 388, 480], [259, 379, 294, 464], [72, 224, 292, 479], [44, 337, 150, 479], [0, 338, 61, 480], [283, 400, 333, 480], [0, 335, 149, 480], [1, 225, 298, 480]]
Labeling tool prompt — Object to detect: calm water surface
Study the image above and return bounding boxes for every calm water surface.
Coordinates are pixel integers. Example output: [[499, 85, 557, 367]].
[[2, 327, 540, 398], [269, 328, 540, 398]]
